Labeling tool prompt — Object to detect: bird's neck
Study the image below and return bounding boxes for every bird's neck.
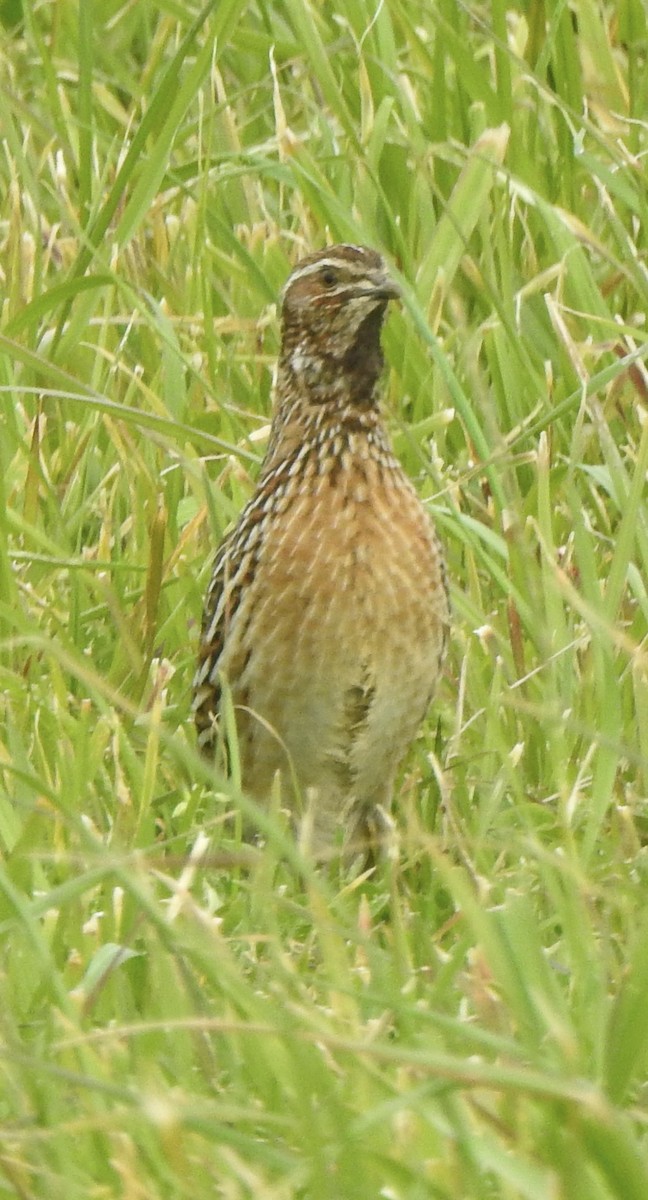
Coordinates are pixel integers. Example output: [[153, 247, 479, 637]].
[[279, 302, 387, 404], [262, 359, 393, 478], [260, 305, 395, 475]]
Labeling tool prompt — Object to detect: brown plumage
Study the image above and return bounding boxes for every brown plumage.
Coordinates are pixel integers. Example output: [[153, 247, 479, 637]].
[[193, 244, 449, 857]]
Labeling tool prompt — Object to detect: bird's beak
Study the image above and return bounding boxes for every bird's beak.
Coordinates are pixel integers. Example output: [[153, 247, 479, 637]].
[[354, 271, 401, 303], [376, 277, 402, 301]]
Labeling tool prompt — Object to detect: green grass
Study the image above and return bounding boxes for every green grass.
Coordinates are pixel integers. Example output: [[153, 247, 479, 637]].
[[1, 0, 647, 1196]]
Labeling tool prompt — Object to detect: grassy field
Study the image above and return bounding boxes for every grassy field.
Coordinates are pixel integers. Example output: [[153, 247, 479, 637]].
[[1, 1, 648, 1196]]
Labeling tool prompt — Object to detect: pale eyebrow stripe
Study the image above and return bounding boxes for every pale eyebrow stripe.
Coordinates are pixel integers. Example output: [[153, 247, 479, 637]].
[[281, 252, 374, 299], [290, 257, 365, 280]]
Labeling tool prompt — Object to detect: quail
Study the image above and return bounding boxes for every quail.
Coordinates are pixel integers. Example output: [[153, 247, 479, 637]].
[[193, 244, 449, 857]]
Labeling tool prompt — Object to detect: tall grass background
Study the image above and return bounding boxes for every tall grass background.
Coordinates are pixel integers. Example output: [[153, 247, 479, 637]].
[[1, 1, 647, 1196]]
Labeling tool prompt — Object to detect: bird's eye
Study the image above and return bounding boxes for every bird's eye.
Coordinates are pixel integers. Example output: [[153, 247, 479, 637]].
[[321, 268, 338, 287]]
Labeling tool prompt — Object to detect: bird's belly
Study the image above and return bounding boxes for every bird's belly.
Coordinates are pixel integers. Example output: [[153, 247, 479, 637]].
[[223, 481, 447, 819]]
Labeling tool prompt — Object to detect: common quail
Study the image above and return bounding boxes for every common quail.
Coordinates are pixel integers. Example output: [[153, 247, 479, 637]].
[[193, 244, 449, 857]]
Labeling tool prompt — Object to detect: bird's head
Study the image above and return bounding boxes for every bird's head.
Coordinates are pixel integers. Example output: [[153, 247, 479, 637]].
[[278, 244, 400, 407]]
